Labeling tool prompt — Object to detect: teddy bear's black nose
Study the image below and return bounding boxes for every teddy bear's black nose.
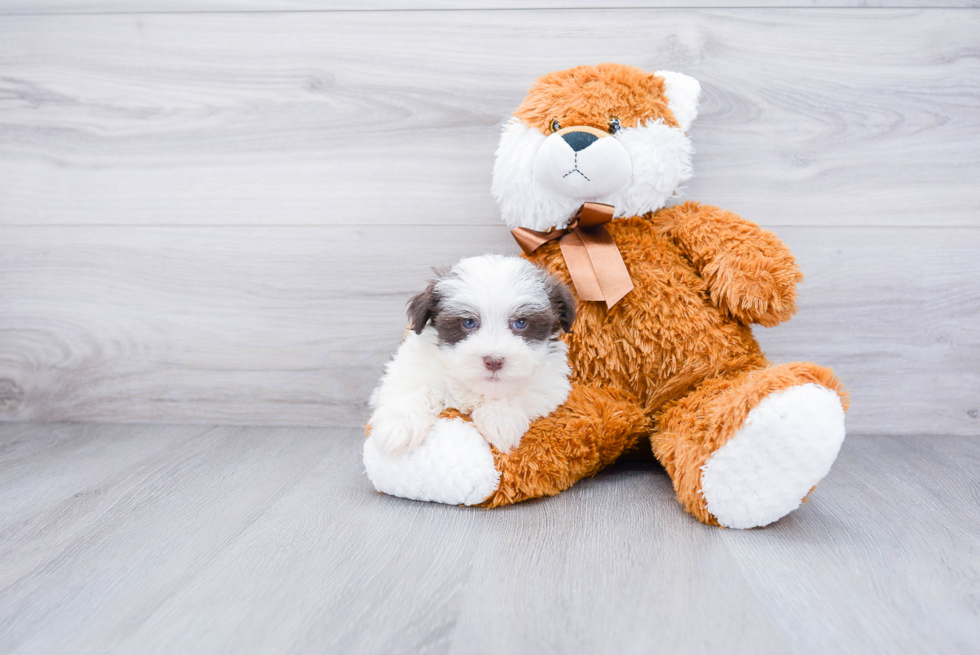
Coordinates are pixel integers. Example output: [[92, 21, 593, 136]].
[[561, 131, 598, 152]]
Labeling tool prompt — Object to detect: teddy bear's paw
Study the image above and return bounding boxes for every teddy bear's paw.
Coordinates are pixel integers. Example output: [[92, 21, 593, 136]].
[[363, 417, 501, 506], [699, 383, 846, 529]]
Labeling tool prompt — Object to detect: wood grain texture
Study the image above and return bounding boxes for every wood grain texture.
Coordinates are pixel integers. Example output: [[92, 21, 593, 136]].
[[0, 225, 517, 427], [1, 9, 978, 227], [2, 1, 979, 13], [1, 225, 977, 434], [0, 424, 977, 654]]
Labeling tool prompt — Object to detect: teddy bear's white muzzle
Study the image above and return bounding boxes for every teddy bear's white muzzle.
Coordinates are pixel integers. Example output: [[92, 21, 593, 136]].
[[532, 131, 632, 201]]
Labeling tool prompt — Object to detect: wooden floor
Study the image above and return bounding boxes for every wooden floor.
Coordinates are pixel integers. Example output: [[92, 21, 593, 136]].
[[0, 424, 977, 654]]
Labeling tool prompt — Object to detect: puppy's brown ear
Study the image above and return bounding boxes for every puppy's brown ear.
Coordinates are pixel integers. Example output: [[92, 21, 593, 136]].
[[546, 276, 577, 333], [406, 281, 439, 335]]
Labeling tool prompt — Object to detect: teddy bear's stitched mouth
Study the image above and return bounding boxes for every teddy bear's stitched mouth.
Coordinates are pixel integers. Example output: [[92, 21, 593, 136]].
[[561, 152, 591, 181]]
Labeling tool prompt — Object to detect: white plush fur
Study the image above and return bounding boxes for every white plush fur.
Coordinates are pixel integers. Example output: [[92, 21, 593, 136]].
[[368, 254, 571, 455], [363, 417, 500, 506], [699, 384, 847, 529], [655, 70, 701, 133], [492, 118, 694, 232], [532, 131, 633, 200]]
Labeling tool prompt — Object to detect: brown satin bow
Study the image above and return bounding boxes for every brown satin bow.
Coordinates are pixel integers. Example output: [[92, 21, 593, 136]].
[[511, 202, 634, 309]]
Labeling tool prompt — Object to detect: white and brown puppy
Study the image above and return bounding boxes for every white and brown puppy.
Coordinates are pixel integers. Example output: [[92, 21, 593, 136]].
[[368, 254, 575, 456]]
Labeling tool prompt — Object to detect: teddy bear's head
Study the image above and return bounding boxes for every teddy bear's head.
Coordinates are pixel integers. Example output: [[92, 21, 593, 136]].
[[492, 63, 701, 231]]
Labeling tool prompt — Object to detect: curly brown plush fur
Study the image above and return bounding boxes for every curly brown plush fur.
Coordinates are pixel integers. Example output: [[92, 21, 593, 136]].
[[481, 384, 651, 507], [472, 63, 851, 527], [515, 62, 680, 133], [490, 202, 847, 522]]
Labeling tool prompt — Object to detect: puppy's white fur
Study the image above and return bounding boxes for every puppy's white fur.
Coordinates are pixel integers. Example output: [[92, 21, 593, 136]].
[[369, 255, 572, 456]]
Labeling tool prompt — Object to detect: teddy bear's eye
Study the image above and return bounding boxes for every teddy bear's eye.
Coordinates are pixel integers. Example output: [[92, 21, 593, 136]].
[[608, 117, 621, 134], [550, 118, 561, 133]]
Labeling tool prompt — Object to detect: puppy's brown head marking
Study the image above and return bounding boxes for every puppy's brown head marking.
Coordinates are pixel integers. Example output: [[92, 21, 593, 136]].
[[407, 281, 438, 335], [407, 266, 453, 334], [406, 260, 575, 346], [545, 275, 577, 333], [507, 274, 576, 343], [433, 311, 478, 346]]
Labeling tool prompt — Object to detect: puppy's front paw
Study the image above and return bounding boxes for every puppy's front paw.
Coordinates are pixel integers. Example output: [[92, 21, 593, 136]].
[[368, 412, 436, 456], [472, 405, 530, 453]]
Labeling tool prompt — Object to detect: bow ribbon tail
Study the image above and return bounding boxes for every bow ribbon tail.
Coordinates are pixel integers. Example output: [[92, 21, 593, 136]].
[[511, 226, 566, 255], [557, 229, 603, 302], [559, 225, 634, 309]]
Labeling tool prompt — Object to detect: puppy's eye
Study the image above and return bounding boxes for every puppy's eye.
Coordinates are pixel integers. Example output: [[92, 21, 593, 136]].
[[511, 318, 528, 330], [608, 117, 621, 134], [461, 318, 479, 330], [550, 119, 561, 133]]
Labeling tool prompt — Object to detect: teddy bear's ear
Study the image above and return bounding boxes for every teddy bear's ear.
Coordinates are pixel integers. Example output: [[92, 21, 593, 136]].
[[655, 70, 701, 133]]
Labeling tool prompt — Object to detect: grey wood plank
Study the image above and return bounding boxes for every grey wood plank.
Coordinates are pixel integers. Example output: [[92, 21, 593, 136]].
[[722, 434, 980, 653], [755, 226, 980, 437], [1, 225, 978, 434], [0, 424, 211, 525], [0, 424, 346, 654], [116, 441, 795, 655], [0, 424, 215, 588], [1, 9, 977, 227], [450, 435, 980, 653], [0, 425, 977, 654], [110, 433, 493, 655], [444, 471, 795, 655], [2, 1, 978, 13], [0, 225, 515, 427]]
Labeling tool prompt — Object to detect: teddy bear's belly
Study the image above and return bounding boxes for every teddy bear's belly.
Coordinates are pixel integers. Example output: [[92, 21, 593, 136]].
[[531, 226, 766, 413]]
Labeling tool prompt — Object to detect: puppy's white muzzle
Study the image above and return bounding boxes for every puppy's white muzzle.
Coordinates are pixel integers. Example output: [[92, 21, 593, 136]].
[[532, 129, 633, 200]]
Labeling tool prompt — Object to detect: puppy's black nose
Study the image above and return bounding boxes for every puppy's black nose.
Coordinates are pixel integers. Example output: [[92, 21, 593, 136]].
[[483, 356, 504, 372], [561, 131, 598, 152]]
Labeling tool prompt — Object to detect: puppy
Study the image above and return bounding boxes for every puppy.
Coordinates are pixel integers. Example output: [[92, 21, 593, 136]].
[[368, 254, 576, 456]]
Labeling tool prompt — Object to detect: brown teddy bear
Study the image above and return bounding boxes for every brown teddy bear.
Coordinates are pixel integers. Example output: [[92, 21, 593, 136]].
[[364, 63, 847, 529]]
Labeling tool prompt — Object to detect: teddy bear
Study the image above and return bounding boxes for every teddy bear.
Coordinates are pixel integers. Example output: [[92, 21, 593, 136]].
[[364, 63, 847, 529]]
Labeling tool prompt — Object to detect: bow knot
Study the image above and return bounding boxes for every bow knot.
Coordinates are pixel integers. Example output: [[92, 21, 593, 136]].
[[511, 202, 634, 309]]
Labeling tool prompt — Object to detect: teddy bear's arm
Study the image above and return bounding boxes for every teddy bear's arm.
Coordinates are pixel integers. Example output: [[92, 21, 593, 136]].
[[655, 201, 803, 327], [480, 385, 650, 507]]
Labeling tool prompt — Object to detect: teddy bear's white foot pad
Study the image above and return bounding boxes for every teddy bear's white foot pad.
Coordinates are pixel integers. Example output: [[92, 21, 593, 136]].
[[699, 383, 846, 529], [363, 418, 500, 506]]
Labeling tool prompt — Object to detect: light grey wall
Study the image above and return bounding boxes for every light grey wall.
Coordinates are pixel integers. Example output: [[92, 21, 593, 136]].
[[1, 5, 977, 434]]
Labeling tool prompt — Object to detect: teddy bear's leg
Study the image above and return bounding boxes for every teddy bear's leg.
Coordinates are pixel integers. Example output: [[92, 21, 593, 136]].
[[481, 385, 651, 507], [363, 416, 501, 506], [651, 362, 848, 529]]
